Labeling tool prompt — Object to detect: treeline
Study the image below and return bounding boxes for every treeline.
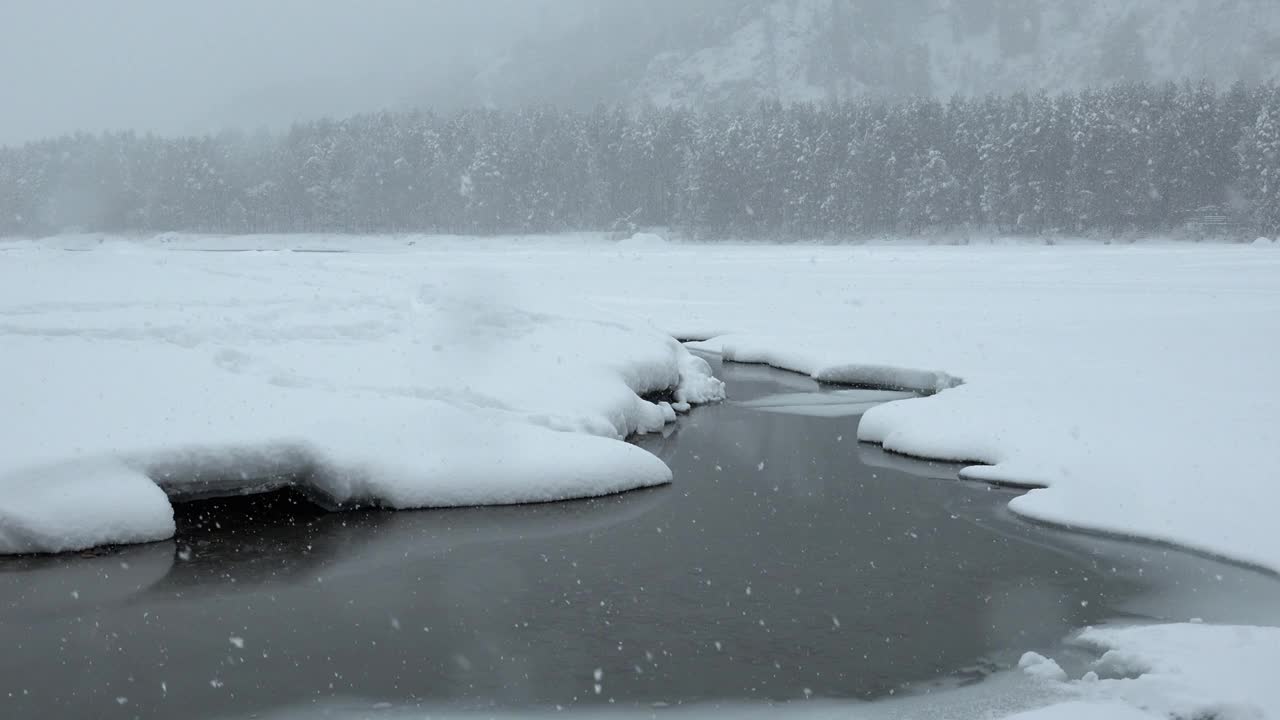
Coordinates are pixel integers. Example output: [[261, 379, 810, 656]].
[[2, 81, 1279, 238]]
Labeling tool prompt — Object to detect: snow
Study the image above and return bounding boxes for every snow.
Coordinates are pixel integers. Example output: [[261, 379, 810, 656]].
[[0, 460, 173, 555], [1070, 623, 1280, 718], [0, 242, 725, 554], [677, 244, 1280, 574], [635, 0, 1280, 106], [3, 234, 1280, 714], [3, 236, 1279, 573], [719, 340, 961, 393], [639, 1, 831, 107], [1009, 623, 1280, 720], [1018, 652, 1068, 683]]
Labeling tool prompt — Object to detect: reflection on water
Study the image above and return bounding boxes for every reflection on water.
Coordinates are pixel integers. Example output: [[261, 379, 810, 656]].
[[736, 389, 916, 417], [1, 356, 1277, 720]]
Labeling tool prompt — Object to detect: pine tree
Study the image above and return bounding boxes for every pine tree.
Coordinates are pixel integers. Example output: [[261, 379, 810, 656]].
[[900, 149, 959, 231], [0, 84, 1275, 240], [1238, 89, 1280, 235]]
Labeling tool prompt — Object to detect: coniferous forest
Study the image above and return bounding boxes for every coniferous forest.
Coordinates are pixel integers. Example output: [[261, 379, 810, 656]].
[[2, 81, 1279, 239]]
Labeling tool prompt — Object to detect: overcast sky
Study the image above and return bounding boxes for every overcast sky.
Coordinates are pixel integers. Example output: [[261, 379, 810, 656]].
[[0, 0, 570, 145]]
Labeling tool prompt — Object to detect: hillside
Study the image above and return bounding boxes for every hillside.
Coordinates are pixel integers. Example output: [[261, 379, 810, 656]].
[[468, 0, 1280, 108]]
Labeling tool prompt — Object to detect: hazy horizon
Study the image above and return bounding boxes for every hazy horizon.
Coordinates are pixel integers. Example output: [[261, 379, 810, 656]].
[[3, 0, 1278, 147], [0, 0, 574, 145]]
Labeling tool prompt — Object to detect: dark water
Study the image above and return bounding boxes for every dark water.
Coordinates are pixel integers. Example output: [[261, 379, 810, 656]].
[[2, 357, 1278, 719]]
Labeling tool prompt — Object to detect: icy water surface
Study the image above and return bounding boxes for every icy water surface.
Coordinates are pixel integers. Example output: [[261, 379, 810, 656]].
[[2, 356, 1278, 719]]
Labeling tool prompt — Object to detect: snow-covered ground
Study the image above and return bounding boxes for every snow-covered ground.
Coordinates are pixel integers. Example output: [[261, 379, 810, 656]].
[[690, 251, 1280, 575], [1018, 622, 1280, 719], [3, 233, 1279, 718], [0, 236, 726, 554]]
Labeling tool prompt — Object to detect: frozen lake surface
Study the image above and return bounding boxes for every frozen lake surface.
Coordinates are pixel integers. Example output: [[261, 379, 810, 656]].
[[1, 356, 1277, 719]]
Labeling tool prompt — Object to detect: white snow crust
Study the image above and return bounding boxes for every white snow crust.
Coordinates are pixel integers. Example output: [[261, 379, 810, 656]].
[[3, 234, 1280, 716], [4, 235, 1279, 575], [1010, 623, 1280, 720], [0, 240, 725, 553], [678, 244, 1280, 574], [1018, 652, 1068, 683]]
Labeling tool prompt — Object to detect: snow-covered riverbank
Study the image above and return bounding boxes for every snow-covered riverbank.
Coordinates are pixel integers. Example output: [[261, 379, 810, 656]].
[[3, 234, 1280, 718], [0, 237, 726, 554], [4, 234, 1279, 569]]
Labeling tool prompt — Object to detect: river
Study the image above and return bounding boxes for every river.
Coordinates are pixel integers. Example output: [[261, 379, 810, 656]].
[[1, 355, 1277, 719]]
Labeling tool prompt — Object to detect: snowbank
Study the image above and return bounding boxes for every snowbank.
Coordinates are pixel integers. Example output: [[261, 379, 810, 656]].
[[717, 337, 961, 393], [0, 245, 723, 554], [666, 244, 1280, 573], [1010, 622, 1280, 720], [4, 236, 1279, 717], [4, 236, 1280, 579], [0, 460, 173, 555], [1017, 652, 1067, 683], [1070, 623, 1280, 718]]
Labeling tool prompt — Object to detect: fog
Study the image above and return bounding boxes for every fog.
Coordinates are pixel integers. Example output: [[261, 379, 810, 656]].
[[0, 0, 574, 144], [3, 0, 1277, 146]]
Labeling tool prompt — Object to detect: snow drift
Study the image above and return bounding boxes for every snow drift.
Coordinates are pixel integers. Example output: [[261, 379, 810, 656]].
[[1008, 623, 1280, 720], [4, 235, 1280, 579], [3, 235, 1280, 719], [0, 244, 724, 554]]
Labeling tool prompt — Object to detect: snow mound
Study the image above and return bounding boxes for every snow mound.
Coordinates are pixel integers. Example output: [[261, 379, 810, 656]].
[[1, 414, 685, 556], [1018, 652, 1068, 683], [1010, 623, 1280, 720], [304, 410, 674, 509], [0, 460, 174, 555], [1, 399, 697, 557], [6, 235, 1280, 577], [1254, 236, 1275, 245], [1073, 623, 1280, 717], [720, 338, 960, 394], [672, 243, 1280, 573], [675, 351, 725, 404], [0, 246, 726, 554]]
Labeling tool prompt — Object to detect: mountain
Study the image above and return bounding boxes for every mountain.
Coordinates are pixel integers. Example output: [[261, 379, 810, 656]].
[[458, 0, 1280, 109]]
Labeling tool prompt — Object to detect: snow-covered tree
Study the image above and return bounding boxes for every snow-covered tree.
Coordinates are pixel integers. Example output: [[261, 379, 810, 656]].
[[900, 150, 960, 231]]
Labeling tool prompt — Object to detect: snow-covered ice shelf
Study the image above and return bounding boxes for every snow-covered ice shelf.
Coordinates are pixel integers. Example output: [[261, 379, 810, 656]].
[[3, 233, 1280, 719], [667, 243, 1280, 574], [0, 241, 726, 554], [1007, 622, 1280, 720], [3, 234, 1280, 578]]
